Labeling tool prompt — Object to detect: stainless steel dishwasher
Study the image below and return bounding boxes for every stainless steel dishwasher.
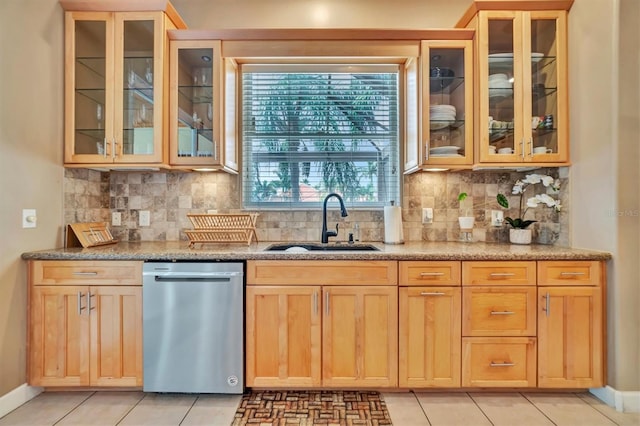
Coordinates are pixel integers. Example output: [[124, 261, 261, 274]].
[[142, 262, 244, 394]]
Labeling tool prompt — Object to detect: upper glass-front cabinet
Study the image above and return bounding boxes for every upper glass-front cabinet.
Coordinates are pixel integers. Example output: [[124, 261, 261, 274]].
[[168, 39, 238, 172], [422, 40, 473, 168], [471, 9, 569, 164], [63, 6, 184, 165], [404, 36, 474, 173]]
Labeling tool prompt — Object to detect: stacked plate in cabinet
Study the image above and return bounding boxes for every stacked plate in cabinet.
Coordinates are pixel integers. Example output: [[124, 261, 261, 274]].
[[430, 104, 456, 130], [488, 73, 512, 98], [429, 145, 462, 157]]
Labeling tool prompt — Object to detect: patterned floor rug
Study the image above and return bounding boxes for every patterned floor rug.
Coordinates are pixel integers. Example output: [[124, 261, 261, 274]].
[[231, 390, 393, 425]]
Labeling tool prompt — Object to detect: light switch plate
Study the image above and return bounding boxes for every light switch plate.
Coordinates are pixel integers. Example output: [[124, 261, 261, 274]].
[[139, 210, 150, 227]]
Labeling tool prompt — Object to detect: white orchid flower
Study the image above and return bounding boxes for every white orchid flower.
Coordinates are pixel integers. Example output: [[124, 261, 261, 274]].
[[522, 174, 542, 184], [512, 181, 525, 194], [527, 197, 540, 208], [530, 194, 562, 211], [541, 176, 554, 187]]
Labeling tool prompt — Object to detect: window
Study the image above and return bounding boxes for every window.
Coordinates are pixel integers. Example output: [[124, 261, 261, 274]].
[[241, 64, 400, 209]]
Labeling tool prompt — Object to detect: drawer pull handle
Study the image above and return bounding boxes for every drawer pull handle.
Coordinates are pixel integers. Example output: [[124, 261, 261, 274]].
[[489, 273, 516, 277], [560, 272, 586, 277], [420, 272, 445, 277], [72, 272, 98, 276], [490, 362, 515, 367], [420, 292, 445, 296], [490, 311, 515, 315], [313, 291, 318, 316]]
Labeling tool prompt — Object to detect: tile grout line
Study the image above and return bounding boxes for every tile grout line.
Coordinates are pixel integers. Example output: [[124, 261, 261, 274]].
[[115, 392, 148, 426], [573, 392, 622, 426], [409, 390, 433, 425], [467, 392, 495, 426], [52, 391, 96, 426], [178, 394, 200, 426], [519, 391, 558, 426]]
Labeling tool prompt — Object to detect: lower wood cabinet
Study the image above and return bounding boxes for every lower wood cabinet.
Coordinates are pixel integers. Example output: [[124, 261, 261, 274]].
[[245, 286, 322, 387], [322, 286, 397, 387], [537, 260, 604, 388], [28, 261, 143, 387], [245, 260, 398, 388], [398, 260, 462, 388]]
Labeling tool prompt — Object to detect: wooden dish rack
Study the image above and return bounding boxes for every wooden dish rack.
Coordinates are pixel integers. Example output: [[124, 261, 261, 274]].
[[66, 222, 118, 248], [185, 213, 259, 247]]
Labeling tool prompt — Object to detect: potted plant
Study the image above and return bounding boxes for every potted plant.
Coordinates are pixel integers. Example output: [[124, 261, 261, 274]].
[[500, 174, 562, 244]]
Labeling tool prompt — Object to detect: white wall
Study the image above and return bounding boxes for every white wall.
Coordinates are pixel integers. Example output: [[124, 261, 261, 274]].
[[569, 0, 639, 391], [0, 0, 65, 396]]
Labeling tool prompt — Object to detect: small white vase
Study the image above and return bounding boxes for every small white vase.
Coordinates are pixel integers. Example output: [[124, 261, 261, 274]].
[[509, 228, 532, 245], [458, 216, 475, 230], [458, 216, 475, 242]]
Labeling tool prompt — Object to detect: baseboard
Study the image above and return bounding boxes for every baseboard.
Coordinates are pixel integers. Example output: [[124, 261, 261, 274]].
[[0, 384, 43, 419], [590, 386, 640, 413]]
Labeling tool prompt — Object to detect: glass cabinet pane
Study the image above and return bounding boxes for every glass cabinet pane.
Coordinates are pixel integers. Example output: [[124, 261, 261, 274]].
[[74, 20, 106, 155], [176, 47, 215, 159], [428, 48, 466, 159], [487, 18, 515, 155], [531, 19, 558, 156], [122, 19, 155, 156]]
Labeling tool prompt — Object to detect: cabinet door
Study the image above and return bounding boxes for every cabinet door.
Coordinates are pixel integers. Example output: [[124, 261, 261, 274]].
[[322, 286, 398, 387], [90, 286, 143, 386], [527, 11, 569, 163], [64, 11, 115, 163], [169, 40, 222, 168], [421, 40, 473, 168], [114, 12, 164, 163], [538, 287, 603, 388], [399, 286, 461, 387], [29, 286, 90, 386], [246, 286, 321, 387]]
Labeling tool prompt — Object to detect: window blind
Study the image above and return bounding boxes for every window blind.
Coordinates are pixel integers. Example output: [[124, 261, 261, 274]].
[[241, 64, 400, 209]]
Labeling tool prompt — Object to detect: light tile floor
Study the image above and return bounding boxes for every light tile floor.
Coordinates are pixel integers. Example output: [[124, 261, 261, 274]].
[[1, 390, 638, 425]]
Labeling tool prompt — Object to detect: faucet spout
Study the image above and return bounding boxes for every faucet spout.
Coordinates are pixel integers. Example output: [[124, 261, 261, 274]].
[[321, 193, 348, 244]]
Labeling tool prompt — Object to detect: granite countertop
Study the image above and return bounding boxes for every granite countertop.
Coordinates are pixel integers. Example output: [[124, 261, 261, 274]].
[[21, 241, 612, 261]]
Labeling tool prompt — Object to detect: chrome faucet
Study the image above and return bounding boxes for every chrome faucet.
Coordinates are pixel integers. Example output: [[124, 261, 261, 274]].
[[321, 193, 348, 244]]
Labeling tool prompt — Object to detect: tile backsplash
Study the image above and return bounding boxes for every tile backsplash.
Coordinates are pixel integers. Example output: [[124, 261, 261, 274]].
[[64, 167, 569, 246]]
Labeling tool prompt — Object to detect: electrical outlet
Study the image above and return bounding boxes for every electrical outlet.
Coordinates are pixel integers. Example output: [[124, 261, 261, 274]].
[[139, 210, 151, 227], [422, 207, 433, 224], [112, 212, 122, 226], [491, 210, 504, 226]]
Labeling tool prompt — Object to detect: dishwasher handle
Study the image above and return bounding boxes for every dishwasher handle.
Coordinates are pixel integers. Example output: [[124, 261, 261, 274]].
[[153, 276, 234, 283]]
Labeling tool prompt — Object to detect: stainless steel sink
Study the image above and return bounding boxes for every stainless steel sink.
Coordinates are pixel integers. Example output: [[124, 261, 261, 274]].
[[264, 242, 380, 252]]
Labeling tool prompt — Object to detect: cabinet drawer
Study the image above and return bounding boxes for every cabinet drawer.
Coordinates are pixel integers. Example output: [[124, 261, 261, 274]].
[[462, 337, 536, 387], [462, 287, 536, 336], [399, 261, 461, 286], [538, 261, 602, 286], [247, 260, 397, 285], [462, 261, 536, 286], [30, 260, 142, 286]]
